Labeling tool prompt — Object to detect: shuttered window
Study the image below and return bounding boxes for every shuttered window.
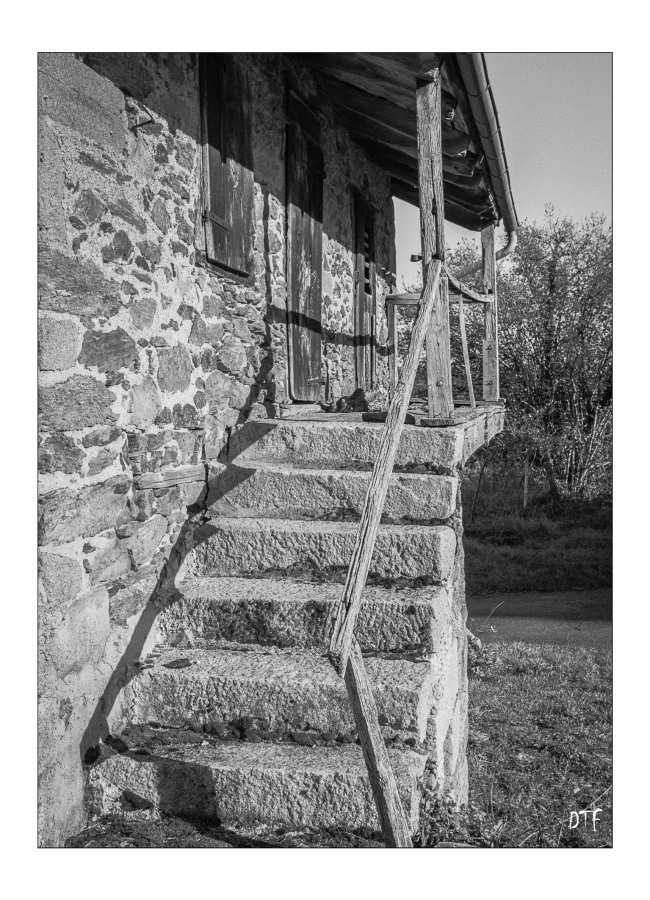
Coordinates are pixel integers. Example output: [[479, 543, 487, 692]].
[[200, 53, 255, 276]]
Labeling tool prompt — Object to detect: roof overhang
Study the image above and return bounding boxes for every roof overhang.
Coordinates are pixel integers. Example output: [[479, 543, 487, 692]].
[[288, 52, 518, 234]]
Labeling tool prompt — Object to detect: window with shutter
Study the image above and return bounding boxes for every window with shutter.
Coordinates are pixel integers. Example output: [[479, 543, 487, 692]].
[[200, 53, 255, 276]]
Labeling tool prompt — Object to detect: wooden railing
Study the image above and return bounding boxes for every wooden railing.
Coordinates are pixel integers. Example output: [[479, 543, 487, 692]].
[[386, 237, 500, 420]]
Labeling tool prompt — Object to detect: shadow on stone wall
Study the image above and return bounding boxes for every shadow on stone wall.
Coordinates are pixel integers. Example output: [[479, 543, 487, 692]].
[[80, 411, 281, 766]]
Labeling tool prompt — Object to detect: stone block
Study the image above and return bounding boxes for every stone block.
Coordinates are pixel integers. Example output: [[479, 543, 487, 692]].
[[129, 296, 157, 331], [189, 518, 457, 582], [50, 585, 110, 677], [151, 198, 171, 234], [228, 419, 466, 473], [38, 316, 79, 371], [126, 514, 167, 566], [109, 571, 159, 626], [125, 646, 433, 739], [38, 247, 123, 318], [38, 53, 126, 152], [39, 375, 117, 432], [86, 741, 425, 834], [38, 433, 84, 475], [89, 541, 132, 584], [208, 464, 458, 522], [38, 550, 83, 606], [80, 327, 137, 372], [156, 344, 193, 393], [82, 426, 122, 448], [135, 465, 205, 491], [217, 336, 247, 375], [158, 575, 449, 656], [39, 474, 130, 544], [101, 231, 134, 265], [178, 480, 207, 507], [88, 445, 121, 476], [130, 377, 162, 428]]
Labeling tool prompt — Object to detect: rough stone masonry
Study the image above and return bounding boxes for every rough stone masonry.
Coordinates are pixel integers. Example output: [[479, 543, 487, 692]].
[[37, 51, 474, 846]]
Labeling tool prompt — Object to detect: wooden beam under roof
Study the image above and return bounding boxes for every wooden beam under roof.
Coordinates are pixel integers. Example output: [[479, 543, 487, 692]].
[[317, 70, 457, 128], [359, 139, 480, 184], [333, 104, 472, 161], [391, 177, 492, 232], [294, 52, 434, 110], [296, 53, 475, 133]]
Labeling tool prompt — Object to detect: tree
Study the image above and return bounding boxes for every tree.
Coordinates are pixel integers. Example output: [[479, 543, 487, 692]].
[[409, 208, 613, 500]]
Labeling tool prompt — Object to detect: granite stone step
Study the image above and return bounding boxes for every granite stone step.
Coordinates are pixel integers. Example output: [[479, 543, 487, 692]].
[[124, 646, 435, 740], [157, 575, 451, 655], [206, 463, 458, 522], [86, 740, 426, 833], [225, 418, 465, 472], [187, 517, 457, 581]]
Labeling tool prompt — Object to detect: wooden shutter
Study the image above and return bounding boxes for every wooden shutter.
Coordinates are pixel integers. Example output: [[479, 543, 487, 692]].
[[286, 90, 324, 401], [354, 193, 376, 389], [200, 53, 254, 276]]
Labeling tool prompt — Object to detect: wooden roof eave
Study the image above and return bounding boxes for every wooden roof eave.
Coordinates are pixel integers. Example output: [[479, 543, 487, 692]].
[[289, 52, 511, 233]]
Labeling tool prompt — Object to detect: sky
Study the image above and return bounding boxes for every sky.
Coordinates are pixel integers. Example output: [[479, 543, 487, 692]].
[[395, 52, 613, 286]]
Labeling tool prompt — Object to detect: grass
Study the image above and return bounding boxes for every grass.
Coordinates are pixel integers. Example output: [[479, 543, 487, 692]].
[[461, 467, 612, 594], [418, 640, 612, 848]]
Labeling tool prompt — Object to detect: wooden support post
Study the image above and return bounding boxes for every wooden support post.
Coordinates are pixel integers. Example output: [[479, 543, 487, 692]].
[[417, 69, 453, 420], [482, 224, 499, 401], [329, 260, 443, 847]]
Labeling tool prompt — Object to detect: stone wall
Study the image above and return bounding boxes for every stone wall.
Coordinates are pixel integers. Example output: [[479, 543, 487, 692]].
[[37, 52, 395, 846]]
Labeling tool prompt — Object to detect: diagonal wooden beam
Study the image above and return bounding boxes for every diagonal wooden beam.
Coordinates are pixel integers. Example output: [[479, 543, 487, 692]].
[[344, 639, 413, 847], [329, 258, 443, 677]]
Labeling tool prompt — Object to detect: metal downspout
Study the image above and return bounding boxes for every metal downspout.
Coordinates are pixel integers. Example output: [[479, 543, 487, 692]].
[[454, 52, 519, 278]]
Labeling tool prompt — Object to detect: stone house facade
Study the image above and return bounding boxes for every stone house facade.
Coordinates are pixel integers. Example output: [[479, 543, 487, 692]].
[[38, 51, 400, 846], [38, 52, 513, 846]]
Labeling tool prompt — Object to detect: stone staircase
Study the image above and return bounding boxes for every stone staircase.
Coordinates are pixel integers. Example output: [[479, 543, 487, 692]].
[[85, 412, 475, 837]]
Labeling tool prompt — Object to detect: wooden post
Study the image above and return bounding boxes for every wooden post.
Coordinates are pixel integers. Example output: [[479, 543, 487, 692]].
[[417, 70, 453, 420], [458, 296, 476, 410], [386, 301, 398, 399], [482, 224, 499, 401], [523, 452, 530, 509]]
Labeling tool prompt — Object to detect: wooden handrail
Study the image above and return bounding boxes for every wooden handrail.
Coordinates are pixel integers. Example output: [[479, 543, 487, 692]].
[[327, 259, 443, 847], [445, 265, 492, 303], [329, 259, 443, 674], [387, 274, 492, 306]]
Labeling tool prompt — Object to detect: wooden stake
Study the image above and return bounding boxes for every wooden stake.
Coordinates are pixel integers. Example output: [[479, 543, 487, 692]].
[[482, 224, 499, 401], [458, 296, 476, 410], [345, 640, 413, 847], [523, 452, 530, 509]]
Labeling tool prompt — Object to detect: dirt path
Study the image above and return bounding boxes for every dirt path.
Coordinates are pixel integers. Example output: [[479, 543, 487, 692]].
[[466, 588, 612, 649]]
